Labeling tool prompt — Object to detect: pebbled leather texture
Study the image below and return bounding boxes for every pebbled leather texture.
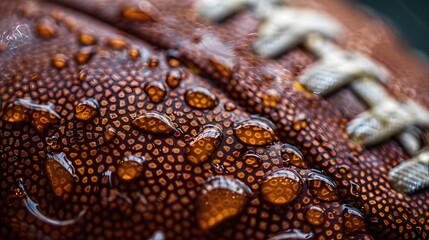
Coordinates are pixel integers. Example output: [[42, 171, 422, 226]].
[[0, 0, 428, 239]]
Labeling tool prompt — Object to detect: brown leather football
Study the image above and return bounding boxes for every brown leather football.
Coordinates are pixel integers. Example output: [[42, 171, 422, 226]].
[[1, 0, 428, 239]]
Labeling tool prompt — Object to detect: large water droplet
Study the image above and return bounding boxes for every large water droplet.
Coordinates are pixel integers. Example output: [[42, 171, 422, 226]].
[[74, 98, 99, 121], [46, 135, 60, 151], [267, 229, 315, 240], [196, 176, 250, 231], [2, 98, 61, 133], [281, 143, 307, 168], [343, 204, 367, 235], [117, 155, 146, 181], [131, 112, 177, 135], [44, 152, 78, 200], [233, 118, 277, 146], [184, 87, 218, 110], [52, 53, 68, 69], [165, 69, 184, 89], [75, 46, 96, 64], [144, 81, 167, 103], [103, 127, 117, 143], [185, 125, 223, 165], [305, 205, 325, 226], [35, 17, 56, 38], [242, 151, 262, 168], [260, 169, 303, 206], [120, 1, 162, 22], [262, 89, 281, 108], [307, 172, 339, 202]]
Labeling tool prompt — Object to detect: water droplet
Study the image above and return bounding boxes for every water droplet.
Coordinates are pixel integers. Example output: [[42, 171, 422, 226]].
[[307, 172, 339, 202], [120, 1, 162, 22], [74, 98, 99, 121], [233, 118, 277, 146], [224, 102, 236, 111], [165, 49, 181, 67], [131, 112, 177, 135], [148, 57, 159, 68], [267, 229, 314, 240], [128, 48, 140, 59], [103, 127, 117, 143], [196, 176, 250, 231], [260, 169, 303, 206], [348, 153, 360, 165], [343, 204, 367, 235], [185, 125, 223, 165], [2, 98, 61, 133], [337, 165, 351, 174], [52, 53, 68, 69], [44, 152, 78, 200], [78, 31, 97, 45], [165, 69, 184, 89], [46, 136, 60, 151], [107, 37, 128, 50], [117, 155, 146, 181], [147, 231, 165, 240], [292, 113, 310, 131], [184, 87, 218, 110], [316, 134, 336, 157], [281, 143, 307, 168], [262, 89, 281, 108], [74, 46, 96, 64], [35, 17, 57, 38], [243, 151, 262, 168], [305, 205, 325, 226], [349, 180, 360, 198], [144, 81, 167, 103]]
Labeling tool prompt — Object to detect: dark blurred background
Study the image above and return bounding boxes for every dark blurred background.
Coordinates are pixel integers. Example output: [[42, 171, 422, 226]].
[[355, 0, 429, 58]]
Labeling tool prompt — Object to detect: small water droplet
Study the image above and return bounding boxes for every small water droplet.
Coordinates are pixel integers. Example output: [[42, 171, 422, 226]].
[[120, 1, 162, 22], [337, 165, 351, 174], [2, 98, 61, 133], [35, 17, 57, 38], [46, 135, 60, 151], [185, 125, 223, 165], [233, 118, 277, 146], [103, 127, 117, 143], [307, 172, 339, 202], [281, 143, 307, 168], [148, 57, 159, 68], [52, 53, 68, 69], [45, 152, 78, 200], [292, 113, 310, 131], [348, 153, 360, 165], [107, 37, 128, 50], [117, 155, 146, 181], [128, 48, 140, 60], [196, 176, 250, 231], [305, 205, 325, 227], [74, 98, 99, 121], [262, 89, 281, 108], [342, 204, 367, 235], [242, 151, 262, 168], [224, 102, 236, 111], [74, 46, 96, 64], [349, 180, 360, 198], [131, 112, 177, 135], [144, 81, 167, 103], [78, 30, 97, 45], [165, 69, 184, 89], [165, 49, 181, 67], [184, 87, 218, 110], [260, 169, 303, 206]]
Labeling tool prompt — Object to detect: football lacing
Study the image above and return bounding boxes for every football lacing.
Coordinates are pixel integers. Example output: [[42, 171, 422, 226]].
[[196, 0, 429, 194]]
